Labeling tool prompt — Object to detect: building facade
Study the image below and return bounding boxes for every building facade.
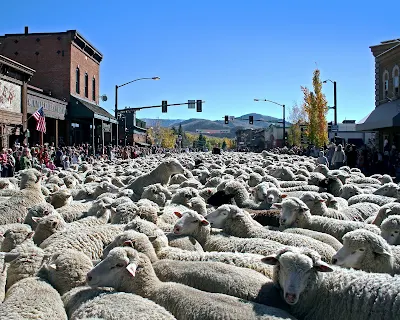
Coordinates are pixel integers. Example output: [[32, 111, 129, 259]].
[[0, 55, 35, 148], [357, 39, 400, 149], [0, 27, 116, 148]]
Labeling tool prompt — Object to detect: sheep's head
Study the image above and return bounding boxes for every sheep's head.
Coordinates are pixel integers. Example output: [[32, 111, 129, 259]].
[[373, 183, 400, 198], [47, 189, 73, 208], [339, 184, 362, 200], [332, 229, 393, 271], [141, 184, 171, 207], [273, 197, 310, 228], [86, 246, 144, 290], [163, 159, 185, 175], [380, 215, 400, 245], [20, 169, 42, 189], [206, 204, 244, 228], [173, 210, 209, 235], [262, 247, 333, 305], [300, 192, 325, 210], [0, 226, 34, 252]]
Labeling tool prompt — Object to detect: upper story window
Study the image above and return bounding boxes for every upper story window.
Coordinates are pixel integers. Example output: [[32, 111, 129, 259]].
[[92, 77, 96, 101], [393, 65, 399, 95], [75, 67, 80, 94], [84, 72, 89, 98], [383, 70, 389, 99]]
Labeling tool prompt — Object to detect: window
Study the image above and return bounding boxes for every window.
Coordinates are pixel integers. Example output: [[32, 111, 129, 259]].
[[84, 72, 89, 98], [75, 67, 80, 94], [383, 70, 389, 99], [393, 66, 399, 95], [92, 77, 96, 101]]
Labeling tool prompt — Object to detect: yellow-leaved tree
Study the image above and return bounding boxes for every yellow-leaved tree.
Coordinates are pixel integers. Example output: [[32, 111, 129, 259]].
[[301, 69, 329, 147], [159, 128, 176, 148]]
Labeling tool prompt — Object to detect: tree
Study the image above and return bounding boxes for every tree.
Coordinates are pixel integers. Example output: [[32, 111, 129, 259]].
[[301, 69, 329, 147], [171, 126, 177, 135], [221, 140, 227, 149], [178, 124, 183, 136], [287, 102, 306, 146], [159, 128, 176, 148]]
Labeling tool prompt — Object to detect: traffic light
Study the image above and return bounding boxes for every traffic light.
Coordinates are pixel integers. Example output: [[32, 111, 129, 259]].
[[249, 116, 254, 125], [224, 116, 229, 124], [284, 131, 288, 140], [196, 100, 202, 112], [162, 100, 168, 113]]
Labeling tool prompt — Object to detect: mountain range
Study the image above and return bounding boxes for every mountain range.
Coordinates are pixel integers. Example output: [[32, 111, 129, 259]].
[[142, 113, 288, 138]]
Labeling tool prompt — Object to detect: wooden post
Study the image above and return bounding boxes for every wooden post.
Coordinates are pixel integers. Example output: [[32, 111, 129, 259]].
[[55, 119, 59, 148]]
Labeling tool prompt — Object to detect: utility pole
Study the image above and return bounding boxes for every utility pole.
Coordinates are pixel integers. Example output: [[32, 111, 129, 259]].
[[333, 81, 337, 137], [282, 105, 286, 147], [115, 85, 118, 145]]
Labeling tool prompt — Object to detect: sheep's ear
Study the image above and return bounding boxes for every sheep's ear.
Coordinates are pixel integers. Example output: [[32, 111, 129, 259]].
[[51, 221, 58, 228], [26, 231, 34, 239], [313, 260, 334, 272], [3, 252, 20, 263], [148, 236, 157, 242], [272, 203, 283, 209], [174, 212, 183, 218], [261, 255, 279, 265], [47, 263, 57, 270], [318, 199, 326, 203], [31, 216, 42, 223], [232, 209, 245, 218], [126, 263, 137, 277], [281, 194, 288, 199], [200, 219, 209, 226], [123, 240, 135, 248]]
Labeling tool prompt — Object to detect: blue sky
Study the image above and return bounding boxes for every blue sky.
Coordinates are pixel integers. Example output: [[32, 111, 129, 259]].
[[1, 0, 398, 123]]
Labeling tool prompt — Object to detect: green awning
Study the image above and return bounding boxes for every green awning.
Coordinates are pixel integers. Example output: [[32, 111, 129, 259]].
[[69, 94, 117, 124]]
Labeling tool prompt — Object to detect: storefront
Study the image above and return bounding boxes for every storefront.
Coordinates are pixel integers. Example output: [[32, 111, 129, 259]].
[[0, 55, 35, 148], [27, 88, 67, 147]]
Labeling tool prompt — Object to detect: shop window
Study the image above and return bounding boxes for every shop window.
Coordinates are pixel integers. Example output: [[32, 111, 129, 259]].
[[84, 72, 89, 98], [76, 67, 80, 94], [393, 66, 399, 95], [92, 77, 96, 101]]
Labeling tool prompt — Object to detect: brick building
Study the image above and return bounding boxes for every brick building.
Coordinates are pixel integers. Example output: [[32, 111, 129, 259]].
[[0, 27, 116, 148], [357, 39, 400, 149], [0, 55, 34, 148]]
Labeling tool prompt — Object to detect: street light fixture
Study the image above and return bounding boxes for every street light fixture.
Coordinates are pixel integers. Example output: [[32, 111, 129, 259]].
[[115, 77, 160, 145], [322, 79, 337, 136], [254, 99, 286, 147]]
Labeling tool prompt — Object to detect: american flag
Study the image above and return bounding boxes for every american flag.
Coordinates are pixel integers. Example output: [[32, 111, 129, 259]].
[[33, 107, 46, 133]]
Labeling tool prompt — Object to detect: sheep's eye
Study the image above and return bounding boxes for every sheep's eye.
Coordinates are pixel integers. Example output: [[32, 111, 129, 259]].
[[192, 220, 198, 223], [394, 231, 399, 234], [116, 263, 125, 268], [359, 248, 365, 252]]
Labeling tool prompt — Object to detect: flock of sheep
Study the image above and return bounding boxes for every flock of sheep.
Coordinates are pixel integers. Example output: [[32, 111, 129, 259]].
[[0, 150, 399, 320]]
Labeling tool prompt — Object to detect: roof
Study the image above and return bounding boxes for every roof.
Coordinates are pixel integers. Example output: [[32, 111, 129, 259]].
[[370, 38, 400, 48], [0, 54, 35, 76]]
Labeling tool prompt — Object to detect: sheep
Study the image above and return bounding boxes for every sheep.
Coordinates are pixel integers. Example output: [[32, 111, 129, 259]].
[[87, 247, 296, 320], [206, 190, 235, 207], [125, 159, 185, 199], [0, 224, 34, 252], [348, 176, 382, 185], [187, 196, 208, 215], [372, 182, 400, 197], [380, 215, 400, 245], [152, 259, 287, 308], [141, 183, 172, 206], [319, 192, 348, 210], [348, 194, 397, 206], [263, 247, 400, 320], [280, 185, 320, 193], [36, 249, 94, 295], [40, 224, 124, 259], [24, 202, 57, 229], [276, 197, 381, 242], [47, 188, 73, 208], [318, 175, 343, 196], [56, 201, 93, 223], [299, 192, 349, 220], [282, 228, 342, 251], [173, 210, 296, 258], [331, 229, 400, 274], [0, 277, 68, 319], [371, 202, 400, 226], [170, 187, 199, 206], [169, 173, 188, 185], [206, 205, 336, 262], [68, 289, 176, 320], [0, 169, 45, 225], [339, 184, 365, 200]]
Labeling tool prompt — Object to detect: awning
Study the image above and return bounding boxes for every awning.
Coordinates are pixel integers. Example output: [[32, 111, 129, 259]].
[[135, 141, 150, 146], [356, 101, 400, 131], [69, 94, 117, 124]]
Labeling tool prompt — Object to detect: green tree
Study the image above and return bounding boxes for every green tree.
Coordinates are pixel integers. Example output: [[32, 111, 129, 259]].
[[178, 124, 183, 136], [171, 126, 177, 135]]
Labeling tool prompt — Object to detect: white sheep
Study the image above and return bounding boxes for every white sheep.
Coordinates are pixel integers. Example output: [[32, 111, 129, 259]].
[[371, 202, 400, 226], [206, 204, 336, 262], [141, 183, 172, 206], [263, 247, 400, 320], [87, 247, 296, 320], [348, 194, 397, 206], [380, 215, 400, 245], [331, 229, 400, 274], [276, 197, 381, 242], [282, 228, 342, 251]]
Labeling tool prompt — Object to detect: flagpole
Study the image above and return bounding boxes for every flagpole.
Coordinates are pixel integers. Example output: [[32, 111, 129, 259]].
[[40, 132, 44, 146]]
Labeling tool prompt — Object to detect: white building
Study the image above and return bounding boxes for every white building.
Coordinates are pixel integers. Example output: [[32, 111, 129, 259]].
[[329, 120, 375, 146]]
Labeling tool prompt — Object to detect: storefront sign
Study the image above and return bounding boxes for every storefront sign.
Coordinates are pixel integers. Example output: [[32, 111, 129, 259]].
[[27, 94, 67, 120], [103, 123, 111, 132], [0, 79, 21, 114]]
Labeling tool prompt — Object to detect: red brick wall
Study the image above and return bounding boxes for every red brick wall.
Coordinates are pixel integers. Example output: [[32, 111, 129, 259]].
[[0, 33, 71, 101], [70, 44, 100, 104]]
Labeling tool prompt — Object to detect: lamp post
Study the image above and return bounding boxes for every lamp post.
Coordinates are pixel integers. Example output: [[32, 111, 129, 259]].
[[323, 79, 337, 136], [115, 77, 160, 145], [254, 99, 286, 147]]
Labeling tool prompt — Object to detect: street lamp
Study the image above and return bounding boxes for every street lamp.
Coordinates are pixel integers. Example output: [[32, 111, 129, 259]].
[[322, 79, 337, 135], [115, 77, 160, 145], [254, 99, 286, 147]]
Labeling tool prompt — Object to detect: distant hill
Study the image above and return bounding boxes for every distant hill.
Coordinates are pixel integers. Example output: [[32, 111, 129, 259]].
[[142, 113, 289, 138]]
